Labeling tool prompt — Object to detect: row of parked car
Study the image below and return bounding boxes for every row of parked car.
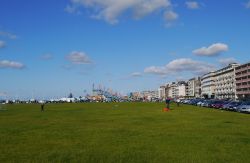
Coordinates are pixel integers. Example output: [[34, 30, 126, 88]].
[[179, 99, 250, 114]]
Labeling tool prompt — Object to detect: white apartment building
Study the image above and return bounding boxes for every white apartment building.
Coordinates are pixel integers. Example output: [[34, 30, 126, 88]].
[[195, 78, 201, 98], [158, 86, 166, 99], [188, 78, 195, 97], [141, 90, 158, 101], [165, 84, 170, 98], [165, 82, 187, 98], [214, 63, 239, 99], [166, 82, 177, 98], [201, 71, 216, 99], [187, 77, 201, 97], [176, 81, 187, 97]]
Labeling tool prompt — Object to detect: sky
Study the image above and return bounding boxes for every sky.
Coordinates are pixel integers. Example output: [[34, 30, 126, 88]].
[[0, 0, 250, 100]]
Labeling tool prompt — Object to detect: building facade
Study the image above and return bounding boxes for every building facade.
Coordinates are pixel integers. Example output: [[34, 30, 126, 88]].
[[176, 81, 187, 97], [195, 78, 202, 98], [141, 90, 158, 101], [235, 62, 250, 100], [201, 72, 216, 99], [214, 63, 239, 99], [187, 77, 201, 98], [166, 82, 177, 98], [158, 86, 166, 99]]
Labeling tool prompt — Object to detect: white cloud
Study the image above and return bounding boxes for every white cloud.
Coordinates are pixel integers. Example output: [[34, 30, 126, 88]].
[[218, 57, 238, 67], [163, 10, 178, 27], [185, 1, 199, 9], [66, 51, 92, 64], [133, 0, 171, 19], [164, 10, 178, 21], [0, 31, 17, 39], [0, 60, 25, 69], [66, 0, 172, 24], [41, 53, 53, 60], [144, 58, 215, 76], [130, 72, 143, 77], [0, 40, 6, 48], [193, 43, 229, 56], [246, 1, 250, 8]]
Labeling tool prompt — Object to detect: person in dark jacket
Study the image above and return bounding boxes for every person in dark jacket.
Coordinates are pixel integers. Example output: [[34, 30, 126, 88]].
[[41, 103, 45, 112], [165, 98, 170, 109]]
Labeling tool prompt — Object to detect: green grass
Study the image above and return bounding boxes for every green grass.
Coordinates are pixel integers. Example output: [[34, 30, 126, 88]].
[[0, 102, 250, 163]]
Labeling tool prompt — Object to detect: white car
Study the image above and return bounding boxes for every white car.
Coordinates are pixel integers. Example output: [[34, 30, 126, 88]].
[[237, 101, 250, 113], [197, 101, 205, 106]]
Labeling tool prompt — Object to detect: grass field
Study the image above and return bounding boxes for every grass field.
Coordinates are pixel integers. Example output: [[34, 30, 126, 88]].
[[0, 102, 250, 163]]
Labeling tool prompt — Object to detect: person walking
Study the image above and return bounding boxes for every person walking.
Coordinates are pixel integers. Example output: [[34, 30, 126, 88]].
[[165, 98, 170, 109], [41, 103, 45, 112]]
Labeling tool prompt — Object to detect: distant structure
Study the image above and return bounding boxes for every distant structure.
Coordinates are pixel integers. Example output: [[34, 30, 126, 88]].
[[235, 62, 250, 100], [214, 63, 239, 100], [163, 81, 189, 99], [158, 86, 166, 100], [201, 63, 239, 99], [201, 71, 216, 99], [187, 77, 201, 98], [129, 90, 158, 102], [91, 83, 121, 102], [157, 63, 244, 100]]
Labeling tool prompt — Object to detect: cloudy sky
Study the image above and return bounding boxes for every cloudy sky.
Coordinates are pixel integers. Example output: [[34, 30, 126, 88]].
[[0, 0, 250, 99]]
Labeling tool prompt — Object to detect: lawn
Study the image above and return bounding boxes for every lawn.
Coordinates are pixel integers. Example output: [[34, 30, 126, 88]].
[[0, 102, 250, 163]]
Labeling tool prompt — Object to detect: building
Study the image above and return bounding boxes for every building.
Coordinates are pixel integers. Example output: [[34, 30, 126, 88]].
[[158, 86, 166, 99], [201, 71, 216, 99], [165, 82, 177, 98], [165, 84, 170, 98], [187, 77, 201, 98], [141, 90, 158, 101], [235, 62, 250, 100], [195, 78, 202, 98], [214, 63, 239, 99], [165, 81, 188, 98], [176, 81, 187, 97], [129, 92, 141, 100]]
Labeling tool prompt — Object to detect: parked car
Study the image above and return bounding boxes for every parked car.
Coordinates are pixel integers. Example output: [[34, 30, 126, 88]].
[[202, 100, 214, 108], [188, 99, 199, 105], [211, 100, 223, 108], [213, 101, 229, 109], [183, 99, 191, 104], [226, 102, 242, 111], [236, 101, 250, 113], [197, 100, 205, 106]]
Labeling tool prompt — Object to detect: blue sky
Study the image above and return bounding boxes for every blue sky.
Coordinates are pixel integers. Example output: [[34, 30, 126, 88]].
[[0, 0, 250, 99]]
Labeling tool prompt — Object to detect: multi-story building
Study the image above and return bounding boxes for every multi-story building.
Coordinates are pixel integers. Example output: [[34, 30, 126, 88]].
[[235, 62, 250, 100], [158, 86, 166, 99], [214, 63, 239, 99], [165, 84, 170, 98], [195, 78, 201, 98], [165, 81, 189, 98], [129, 92, 141, 100], [201, 71, 216, 99], [166, 82, 177, 98], [141, 90, 158, 101], [187, 77, 201, 98], [176, 81, 187, 97]]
